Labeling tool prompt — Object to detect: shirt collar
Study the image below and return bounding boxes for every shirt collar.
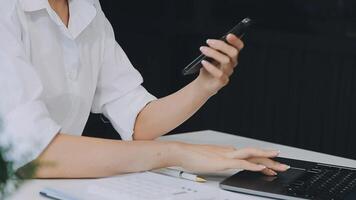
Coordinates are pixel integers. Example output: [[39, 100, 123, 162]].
[[20, 0, 95, 12], [20, 0, 48, 12], [68, 0, 97, 39], [20, 0, 97, 39]]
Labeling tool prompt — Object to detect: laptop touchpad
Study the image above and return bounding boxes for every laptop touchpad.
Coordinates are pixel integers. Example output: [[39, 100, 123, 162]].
[[220, 168, 306, 194], [276, 168, 306, 183]]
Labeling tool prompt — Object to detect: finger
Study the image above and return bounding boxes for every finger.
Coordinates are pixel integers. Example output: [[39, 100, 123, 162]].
[[226, 159, 266, 172], [198, 144, 236, 153], [200, 46, 232, 67], [248, 158, 290, 172], [226, 34, 244, 51], [201, 60, 230, 86], [224, 145, 237, 151], [206, 39, 239, 60], [221, 65, 234, 77], [228, 148, 279, 159], [261, 168, 278, 176]]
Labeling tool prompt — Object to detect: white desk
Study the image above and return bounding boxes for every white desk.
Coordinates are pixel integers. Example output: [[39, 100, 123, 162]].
[[9, 130, 356, 199]]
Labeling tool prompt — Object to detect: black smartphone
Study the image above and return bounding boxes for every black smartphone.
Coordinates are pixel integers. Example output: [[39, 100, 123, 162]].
[[182, 18, 253, 76]]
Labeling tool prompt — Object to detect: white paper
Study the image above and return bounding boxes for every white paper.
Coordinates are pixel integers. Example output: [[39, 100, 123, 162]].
[[52, 172, 269, 200], [86, 172, 216, 200]]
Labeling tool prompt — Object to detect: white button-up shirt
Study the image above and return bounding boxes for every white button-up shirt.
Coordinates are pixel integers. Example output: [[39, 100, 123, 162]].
[[0, 0, 156, 168]]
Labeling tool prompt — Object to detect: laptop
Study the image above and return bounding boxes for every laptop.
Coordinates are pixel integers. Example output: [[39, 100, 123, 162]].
[[220, 157, 356, 200]]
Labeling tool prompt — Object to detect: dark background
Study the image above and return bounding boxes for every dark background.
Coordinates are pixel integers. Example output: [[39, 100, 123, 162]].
[[84, 0, 356, 160]]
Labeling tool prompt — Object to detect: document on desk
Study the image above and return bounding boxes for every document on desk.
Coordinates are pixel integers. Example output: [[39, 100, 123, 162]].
[[86, 172, 215, 200], [48, 172, 267, 200]]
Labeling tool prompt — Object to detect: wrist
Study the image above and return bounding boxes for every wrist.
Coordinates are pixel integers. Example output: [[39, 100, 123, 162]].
[[192, 76, 219, 98], [164, 141, 187, 168]]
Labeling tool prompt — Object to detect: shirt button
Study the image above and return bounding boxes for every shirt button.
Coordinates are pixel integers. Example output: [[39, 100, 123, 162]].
[[68, 69, 78, 81]]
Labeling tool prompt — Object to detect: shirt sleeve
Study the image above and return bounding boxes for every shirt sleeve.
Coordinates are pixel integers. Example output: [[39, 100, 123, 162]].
[[0, 12, 60, 170], [91, 8, 156, 141]]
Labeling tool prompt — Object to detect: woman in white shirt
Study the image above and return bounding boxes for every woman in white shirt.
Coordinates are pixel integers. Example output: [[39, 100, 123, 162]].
[[0, 0, 289, 178]]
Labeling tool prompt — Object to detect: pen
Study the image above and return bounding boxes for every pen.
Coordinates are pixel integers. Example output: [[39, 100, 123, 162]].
[[152, 168, 206, 183], [40, 188, 80, 200]]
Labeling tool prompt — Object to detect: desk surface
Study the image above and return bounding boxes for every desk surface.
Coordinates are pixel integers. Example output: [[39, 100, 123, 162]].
[[9, 130, 356, 199]]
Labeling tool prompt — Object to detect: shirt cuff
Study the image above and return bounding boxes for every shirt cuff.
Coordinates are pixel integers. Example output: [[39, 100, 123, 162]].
[[1, 101, 61, 170], [103, 86, 157, 141]]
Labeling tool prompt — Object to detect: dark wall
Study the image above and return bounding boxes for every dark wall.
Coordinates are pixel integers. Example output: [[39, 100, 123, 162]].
[[84, 0, 356, 160]]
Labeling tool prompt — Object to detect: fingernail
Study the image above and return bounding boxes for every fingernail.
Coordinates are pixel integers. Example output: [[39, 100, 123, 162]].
[[269, 150, 279, 156], [258, 165, 267, 170], [281, 164, 290, 170], [206, 39, 212, 44], [200, 46, 206, 52], [271, 150, 279, 154], [270, 170, 278, 176]]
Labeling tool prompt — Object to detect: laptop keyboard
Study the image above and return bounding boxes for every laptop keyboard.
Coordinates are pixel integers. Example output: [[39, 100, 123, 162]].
[[285, 165, 356, 200]]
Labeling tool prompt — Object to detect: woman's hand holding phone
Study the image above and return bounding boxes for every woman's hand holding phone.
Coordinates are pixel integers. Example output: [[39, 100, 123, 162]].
[[194, 34, 244, 96]]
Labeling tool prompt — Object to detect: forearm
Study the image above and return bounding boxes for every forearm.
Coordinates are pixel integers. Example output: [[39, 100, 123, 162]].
[[33, 134, 180, 178], [29, 133, 286, 179], [134, 78, 213, 140]]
